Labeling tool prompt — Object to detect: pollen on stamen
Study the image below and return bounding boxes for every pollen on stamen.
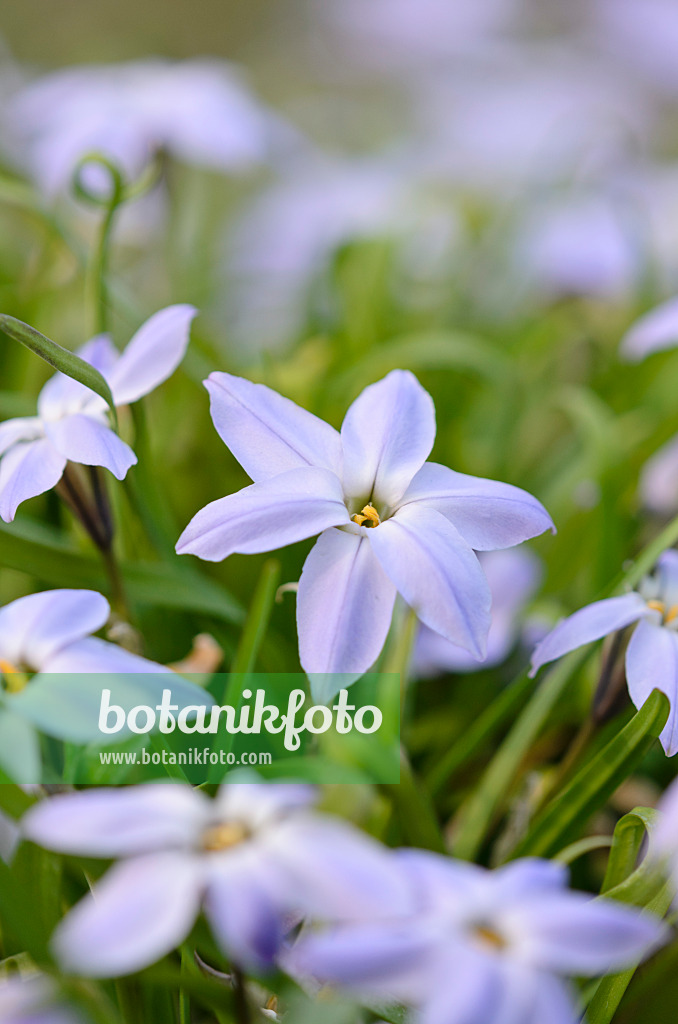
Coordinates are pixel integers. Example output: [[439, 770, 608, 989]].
[[472, 925, 507, 951], [201, 821, 250, 852], [647, 600, 666, 616], [0, 658, 18, 676], [665, 605, 678, 626], [351, 503, 381, 528]]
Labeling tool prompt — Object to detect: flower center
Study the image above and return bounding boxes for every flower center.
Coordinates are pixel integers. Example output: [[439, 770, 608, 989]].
[[472, 925, 507, 951], [201, 821, 250, 852], [647, 600, 678, 626], [351, 503, 381, 528]]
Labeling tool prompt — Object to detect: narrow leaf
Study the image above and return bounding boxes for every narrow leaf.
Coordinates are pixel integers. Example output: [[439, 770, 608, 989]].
[[0, 314, 118, 427]]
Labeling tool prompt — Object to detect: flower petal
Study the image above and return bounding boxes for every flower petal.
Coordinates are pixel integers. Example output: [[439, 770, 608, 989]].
[[297, 528, 397, 679], [205, 371, 342, 482], [626, 617, 678, 755], [42, 636, 167, 673], [510, 891, 668, 975], [529, 593, 648, 678], [0, 589, 109, 670], [397, 462, 554, 550], [205, 858, 285, 972], [621, 296, 678, 361], [44, 413, 137, 480], [288, 922, 434, 1005], [269, 815, 412, 920], [0, 417, 43, 456], [107, 305, 197, 406], [53, 851, 203, 977], [640, 434, 678, 515], [176, 467, 350, 562], [23, 784, 208, 857], [0, 438, 66, 522], [213, 783, 315, 831], [369, 504, 491, 659], [340, 370, 435, 506]]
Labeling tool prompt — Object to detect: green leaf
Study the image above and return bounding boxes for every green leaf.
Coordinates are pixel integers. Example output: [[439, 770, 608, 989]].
[[0, 517, 243, 623], [507, 691, 669, 861], [450, 651, 588, 861], [601, 807, 658, 893], [0, 313, 118, 427], [585, 808, 672, 1024]]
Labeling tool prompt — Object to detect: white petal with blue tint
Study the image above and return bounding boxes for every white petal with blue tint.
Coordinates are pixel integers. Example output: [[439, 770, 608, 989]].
[[44, 413, 137, 479], [205, 372, 342, 482], [369, 504, 491, 659], [0, 589, 109, 670], [0, 417, 43, 456], [176, 467, 350, 562], [530, 593, 648, 677], [107, 305, 196, 406], [53, 851, 203, 977], [297, 528, 397, 678], [0, 438, 66, 522], [621, 295, 678, 361], [626, 617, 678, 755], [341, 370, 435, 506], [509, 890, 668, 974], [23, 785, 208, 857], [398, 462, 554, 550]]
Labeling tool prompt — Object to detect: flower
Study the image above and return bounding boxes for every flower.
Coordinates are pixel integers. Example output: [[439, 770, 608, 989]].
[[0, 588, 163, 676], [530, 550, 678, 754], [639, 435, 678, 515], [288, 852, 667, 1024], [22, 782, 408, 978], [176, 370, 553, 690], [7, 59, 277, 199], [412, 548, 542, 677], [0, 304, 196, 522], [620, 294, 678, 361], [0, 588, 173, 780], [0, 974, 87, 1024]]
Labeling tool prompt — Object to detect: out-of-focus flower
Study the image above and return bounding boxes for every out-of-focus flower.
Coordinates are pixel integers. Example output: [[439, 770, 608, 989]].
[[0, 974, 87, 1024], [177, 370, 553, 692], [224, 155, 457, 349], [594, 0, 678, 94], [289, 853, 667, 1024], [0, 589, 163, 676], [23, 782, 408, 978], [6, 59, 277, 198], [0, 305, 195, 522], [411, 49, 649, 195], [620, 295, 678, 360], [639, 436, 678, 515], [320, 0, 519, 75], [413, 548, 542, 677], [530, 550, 678, 754], [515, 194, 639, 301]]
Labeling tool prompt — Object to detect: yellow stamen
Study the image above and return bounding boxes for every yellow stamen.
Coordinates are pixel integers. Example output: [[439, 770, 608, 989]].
[[473, 926, 507, 950], [201, 821, 250, 852], [647, 600, 666, 615], [666, 605, 678, 625], [0, 659, 18, 676], [351, 504, 381, 528]]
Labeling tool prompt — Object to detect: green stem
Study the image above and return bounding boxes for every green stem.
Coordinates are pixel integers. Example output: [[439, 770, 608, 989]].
[[382, 748, 446, 852], [179, 946, 191, 1024]]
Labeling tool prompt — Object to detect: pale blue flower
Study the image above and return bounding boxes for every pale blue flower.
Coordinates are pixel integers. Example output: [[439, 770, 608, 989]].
[[289, 852, 667, 1024], [176, 369, 553, 685], [22, 783, 409, 978], [620, 294, 678, 360], [8, 59, 276, 198], [0, 974, 87, 1024], [530, 550, 678, 754], [0, 305, 196, 522]]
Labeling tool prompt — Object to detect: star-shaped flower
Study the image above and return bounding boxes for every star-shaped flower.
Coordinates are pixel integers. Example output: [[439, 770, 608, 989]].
[[22, 783, 408, 978], [0, 305, 195, 522], [177, 369, 553, 689]]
